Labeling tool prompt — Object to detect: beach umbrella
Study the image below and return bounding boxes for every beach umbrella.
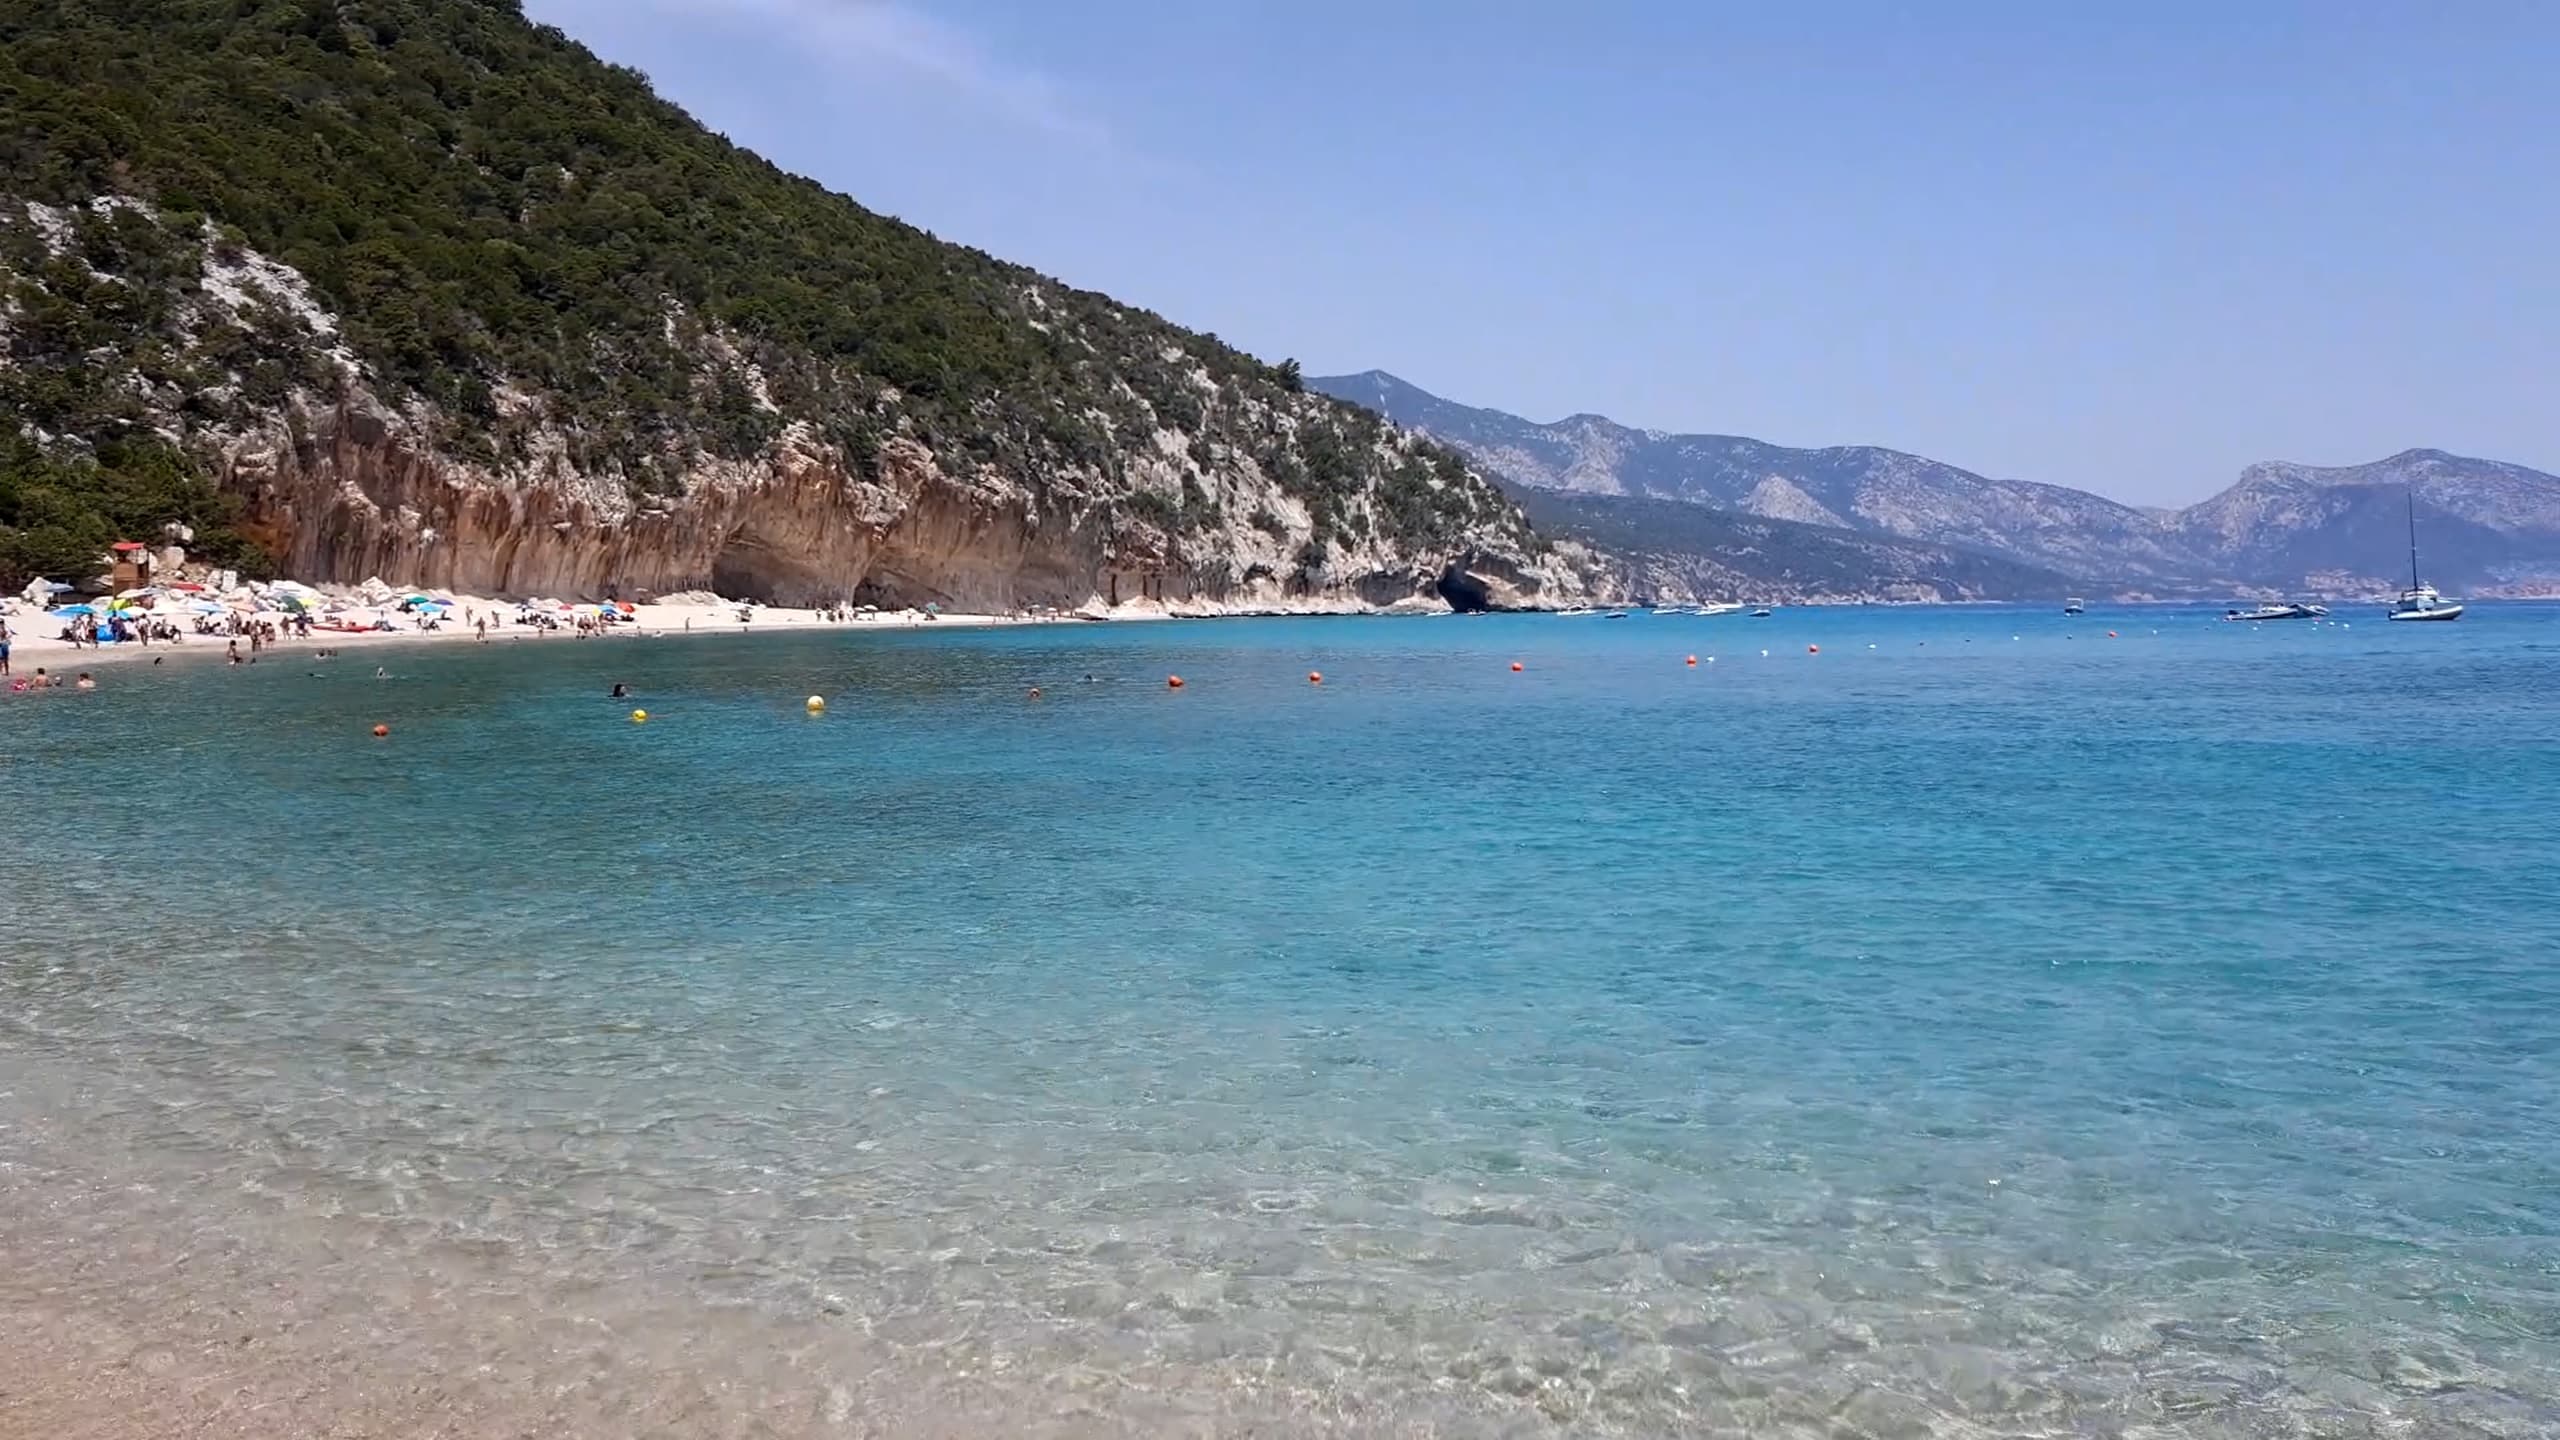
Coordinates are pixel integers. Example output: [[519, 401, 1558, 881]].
[[51, 604, 97, 618], [190, 601, 224, 614]]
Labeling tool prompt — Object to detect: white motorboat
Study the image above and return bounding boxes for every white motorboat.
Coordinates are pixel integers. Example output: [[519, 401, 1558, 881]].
[[2224, 602, 2324, 622]]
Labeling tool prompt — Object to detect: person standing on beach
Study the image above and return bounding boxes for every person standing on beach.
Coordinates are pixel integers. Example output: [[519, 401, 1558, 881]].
[[0, 617, 12, 676]]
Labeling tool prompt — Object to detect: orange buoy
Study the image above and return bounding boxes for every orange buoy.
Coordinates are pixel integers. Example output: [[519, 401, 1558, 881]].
[[1308, 671, 1323, 685], [1807, 644, 1820, 654], [370, 723, 389, 738], [1167, 675, 1184, 689], [1510, 661, 1524, 672], [1685, 655, 1697, 667], [2107, 630, 2119, 638]]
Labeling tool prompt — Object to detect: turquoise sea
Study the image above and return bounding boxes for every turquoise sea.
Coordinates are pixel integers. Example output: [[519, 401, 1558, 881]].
[[3, 604, 2556, 1436]]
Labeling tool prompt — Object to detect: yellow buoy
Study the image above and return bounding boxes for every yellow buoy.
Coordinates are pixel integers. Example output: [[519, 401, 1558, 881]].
[[631, 708, 649, 723], [806, 695, 826, 714]]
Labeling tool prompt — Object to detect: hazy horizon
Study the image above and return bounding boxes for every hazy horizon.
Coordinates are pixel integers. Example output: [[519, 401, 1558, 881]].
[[522, 0, 2558, 507]]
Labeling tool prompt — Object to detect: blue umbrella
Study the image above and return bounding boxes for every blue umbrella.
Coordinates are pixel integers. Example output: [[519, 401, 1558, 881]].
[[51, 604, 97, 618]]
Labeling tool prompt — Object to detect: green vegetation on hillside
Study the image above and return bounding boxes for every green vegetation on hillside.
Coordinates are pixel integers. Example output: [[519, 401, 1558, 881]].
[[0, 0, 1533, 588]]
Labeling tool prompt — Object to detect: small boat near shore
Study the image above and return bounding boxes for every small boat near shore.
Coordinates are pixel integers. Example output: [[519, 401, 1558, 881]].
[[2063, 597, 2086, 615]]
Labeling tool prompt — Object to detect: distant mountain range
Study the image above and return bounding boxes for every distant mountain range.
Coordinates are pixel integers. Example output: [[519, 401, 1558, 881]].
[[1499, 486, 2073, 605], [1314, 371, 2560, 599]]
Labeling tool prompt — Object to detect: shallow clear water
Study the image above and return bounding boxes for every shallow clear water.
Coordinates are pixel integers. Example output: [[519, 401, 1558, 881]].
[[3, 605, 2557, 1436]]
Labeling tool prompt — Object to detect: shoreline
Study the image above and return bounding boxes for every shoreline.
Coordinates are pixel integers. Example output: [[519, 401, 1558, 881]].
[[0, 590, 1482, 677], [1, 598, 1080, 676]]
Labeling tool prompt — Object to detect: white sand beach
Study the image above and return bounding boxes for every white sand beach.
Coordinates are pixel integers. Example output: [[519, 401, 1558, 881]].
[[0, 587, 1074, 681]]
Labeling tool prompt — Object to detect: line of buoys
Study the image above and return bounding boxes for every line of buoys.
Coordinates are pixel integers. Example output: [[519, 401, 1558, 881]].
[[370, 723, 389, 738], [1167, 675, 1185, 689], [806, 694, 826, 713], [630, 708, 649, 723]]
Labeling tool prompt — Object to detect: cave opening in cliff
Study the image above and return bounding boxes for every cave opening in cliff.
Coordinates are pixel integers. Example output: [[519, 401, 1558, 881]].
[[709, 529, 841, 608]]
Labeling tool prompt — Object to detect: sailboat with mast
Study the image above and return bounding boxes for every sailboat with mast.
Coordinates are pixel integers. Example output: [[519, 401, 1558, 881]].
[[2388, 491, 2464, 622]]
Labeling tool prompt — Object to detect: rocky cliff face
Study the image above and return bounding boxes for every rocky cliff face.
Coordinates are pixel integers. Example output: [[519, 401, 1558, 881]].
[[220, 384, 1593, 612], [6, 194, 1593, 611], [1, 0, 1595, 614]]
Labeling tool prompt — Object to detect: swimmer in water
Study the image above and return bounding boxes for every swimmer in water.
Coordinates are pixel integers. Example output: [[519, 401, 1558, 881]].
[[1028, 686, 1043, 700], [610, 683, 629, 699], [374, 666, 390, 680]]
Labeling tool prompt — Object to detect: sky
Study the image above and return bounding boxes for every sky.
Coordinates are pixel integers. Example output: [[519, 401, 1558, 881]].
[[520, 0, 2558, 506]]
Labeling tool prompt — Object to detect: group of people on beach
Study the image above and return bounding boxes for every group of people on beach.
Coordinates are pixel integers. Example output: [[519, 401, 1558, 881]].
[[55, 612, 181, 648], [48, 609, 313, 650]]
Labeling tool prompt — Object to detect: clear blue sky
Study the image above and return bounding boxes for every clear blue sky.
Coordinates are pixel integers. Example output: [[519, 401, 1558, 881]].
[[523, 0, 2557, 506]]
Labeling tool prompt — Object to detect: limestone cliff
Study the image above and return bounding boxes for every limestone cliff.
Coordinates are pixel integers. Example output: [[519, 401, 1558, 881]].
[[3, 196, 1590, 611], [0, 3, 1595, 611], [219, 380, 1593, 612]]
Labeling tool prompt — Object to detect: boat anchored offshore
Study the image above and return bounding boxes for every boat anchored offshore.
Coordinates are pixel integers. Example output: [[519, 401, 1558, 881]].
[[2224, 602, 2327, 622], [2388, 493, 2464, 622], [2063, 597, 2087, 615]]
